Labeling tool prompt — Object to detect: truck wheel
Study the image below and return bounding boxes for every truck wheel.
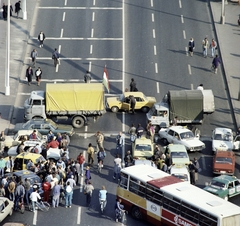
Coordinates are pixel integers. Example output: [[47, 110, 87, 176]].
[[111, 106, 119, 113], [72, 116, 85, 128], [141, 106, 149, 113], [131, 206, 142, 220]]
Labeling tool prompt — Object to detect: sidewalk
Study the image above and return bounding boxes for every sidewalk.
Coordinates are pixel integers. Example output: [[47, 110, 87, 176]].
[[210, 0, 240, 130]]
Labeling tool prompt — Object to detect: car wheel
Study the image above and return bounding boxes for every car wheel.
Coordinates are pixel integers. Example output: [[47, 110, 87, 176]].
[[9, 208, 13, 216], [72, 116, 85, 128], [111, 106, 119, 113], [162, 138, 169, 145], [224, 196, 228, 201], [141, 106, 149, 113], [131, 206, 142, 220]]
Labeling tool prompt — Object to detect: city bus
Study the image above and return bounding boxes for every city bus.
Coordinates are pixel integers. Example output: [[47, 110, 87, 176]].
[[117, 164, 240, 226]]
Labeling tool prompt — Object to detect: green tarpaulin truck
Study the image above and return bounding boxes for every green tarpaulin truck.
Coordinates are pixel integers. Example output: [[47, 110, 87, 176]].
[[24, 83, 105, 128]]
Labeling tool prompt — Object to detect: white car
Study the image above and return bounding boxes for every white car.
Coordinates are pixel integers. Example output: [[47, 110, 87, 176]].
[[170, 165, 190, 183], [0, 197, 13, 223], [158, 126, 205, 152], [212, 128, 233, 153]]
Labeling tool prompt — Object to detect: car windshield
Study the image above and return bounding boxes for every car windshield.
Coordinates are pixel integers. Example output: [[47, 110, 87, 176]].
[[135, 144, 152, 151], [216, 157, 232, 164], [180, 132, 194, 139], [171, 152, 188, 158], [210, 180, 226, 188], [214, 133, 232, 141]]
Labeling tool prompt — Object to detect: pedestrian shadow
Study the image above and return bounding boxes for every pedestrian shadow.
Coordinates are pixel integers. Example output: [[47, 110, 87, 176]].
[[10, 19, 29, 36], [230, 53, 240, 57], [231, 75, 240, 80], [191, 65, 212, 73]]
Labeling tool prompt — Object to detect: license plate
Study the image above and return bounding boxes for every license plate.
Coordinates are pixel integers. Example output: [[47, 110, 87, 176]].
[[220, 171, 226, 174]]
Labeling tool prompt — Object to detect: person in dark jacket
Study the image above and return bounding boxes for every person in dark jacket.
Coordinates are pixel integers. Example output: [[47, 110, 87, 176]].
[[188, 37, 195, 57], [52, 48, 60, 67], [15, 1, 21, 18], [2, 3, 7, 20], [38, 31, 46, 48], [212, 54, 221, 74], [129, 95, 136, 114], [26, 66, 33, 86], [129, 78, 137, 92]]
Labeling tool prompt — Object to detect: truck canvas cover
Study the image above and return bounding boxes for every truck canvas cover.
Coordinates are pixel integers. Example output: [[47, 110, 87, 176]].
[[46, 83, 105, 113], [169, 90, 203, 123]]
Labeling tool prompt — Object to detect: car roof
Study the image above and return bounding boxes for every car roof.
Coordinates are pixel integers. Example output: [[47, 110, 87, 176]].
[[124, 92, 145, 97], [167, 144, 187, 152], [215, 151, 235, 157], [16, 130, 37, 135], [170, 165, 189, 174], [213, 175, 238, 184], [214, 128, 233, 134], [135, 137, 152, 145], [11, 170, 37, 177], [168, 126, 191, 133]]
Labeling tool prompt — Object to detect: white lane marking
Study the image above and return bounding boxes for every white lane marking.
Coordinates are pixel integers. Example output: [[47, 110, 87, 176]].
[[64, 0, 67, 6], [26, 57, 123, 60], [153, 29, 155, 38], [33, 210, 38, 225], [56, 64, 59, 73], [185, 46, 188, 56], [150, 0, 153, 7], [31, 37, 123, 40], [38, 7, 122, 10], [188, 64, 192, 75], [80, 176, 84, 192], [183, 30, 186, 39], [91, 28, 94, 38], [93, 0, 96, 6], [90, 45, 93, 54], [181, 15, 184, 23], [155, 63, 158, 73], [92, 12, 95, 21], [179, 0, 182, 8], [191, 84, 194, 90], [152, 13, 154, 22], [156, 82, 159, 93], [122, 0, 125, 138], [60, 28, 64, 38], [77, 207, 81, 224], [58, 45, 61, 54], [62, 12, 65, 21], [89, 61, 92, 72], [154, 45, 157, 55], [36, 79, 123, 82], [84, 126, 88, 139]]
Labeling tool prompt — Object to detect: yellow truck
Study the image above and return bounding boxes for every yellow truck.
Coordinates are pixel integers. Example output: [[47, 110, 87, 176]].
[[24, 83, 105, 128]]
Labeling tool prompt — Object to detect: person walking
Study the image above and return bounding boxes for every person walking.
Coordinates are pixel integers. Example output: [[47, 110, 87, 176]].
[[85, 166, 91, 184], [0, 156, 6, 178], [87, 143, 94, 166], [129, 95, 136, 114], [136, 124, 144, 138], [14, 181, 25, 210], [42, 178, 51, 203], [52, 48, 60, 67], [77, 153, 85, 176], [188, 160, 197, 185], [38, 31, 45, 48], [196, 84, 204, 90], [65, 181, 73, 208], [15, 1, 21, 18], [113, 154, 122, 180], [124, 150, 133, 167], [202, 37, 209, 58], [84, 181, 94, 208], [84, 70, 92, 83], [2, 3, 7, 21], [188, 37, 195, 57], [129, 78, 137, 91], [210, 38, 217, 58], [35, 67, 42, 86], [116, 132, 125, 155], [52, 181, 61, 208], [95, 131, 104, 153], [99, 185, 107, 210], [30, 49, 38, 68], [212, 54, 221, 74], [23, 178, 31, 206], [128, 123, 136, 143], [30, 189, 41, 212], [193, 157, 200, 182]]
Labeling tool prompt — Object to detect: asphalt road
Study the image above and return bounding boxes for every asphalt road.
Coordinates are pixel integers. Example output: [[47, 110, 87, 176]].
[[4, 0, 240, 225]]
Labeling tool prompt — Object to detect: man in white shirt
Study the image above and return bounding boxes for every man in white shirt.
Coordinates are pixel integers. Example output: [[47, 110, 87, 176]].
[[30, 189, 41, 212], [66, 175, 76, 189]]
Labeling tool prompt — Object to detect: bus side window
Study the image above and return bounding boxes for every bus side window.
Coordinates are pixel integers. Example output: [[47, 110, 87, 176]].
[[129, 177, 140, 195], [119, 173, 128, 189], [199, 210, 217, 226], [180, 202, 199, 224]]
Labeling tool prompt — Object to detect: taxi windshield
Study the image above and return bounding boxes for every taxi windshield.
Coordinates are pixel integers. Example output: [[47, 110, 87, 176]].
[[171, 152, 188, 158], [135, 144, 151, 152]]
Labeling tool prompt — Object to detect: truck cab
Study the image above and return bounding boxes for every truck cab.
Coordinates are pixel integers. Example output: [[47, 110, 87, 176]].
[[24, 91, 46, 121]]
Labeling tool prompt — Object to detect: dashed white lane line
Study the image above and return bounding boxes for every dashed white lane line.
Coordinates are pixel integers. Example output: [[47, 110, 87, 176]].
[[185, 46, 189, 56], [181, 15, 184, 23], [150, 0, 153, 7], [183, 30, 186, 39], [152, 13, 154, 22], [58, 45, 61, 54], [27, 57, 122, 60], [89, 61, 92, 72], [64, 0, 67, 6], [31, 37, 123, 40], [90, 45, 93, 54], [155, 63, 158, 73], [60, 28, 64, 38], [91, 28, 94, 38], [154, 45, 157, 55], [191, 83, 194, 90], [93, 0, 96, 6], [33, 210, 38, 225], [188, 64, 192, 75], [153, 29, 155, 38], [179, 0, 182, 8], [156, 82, 160, 93], [92, 12, 95, 21], [38, 7, 122, 10], [77, 207, 81, 224], [62, 12, 65, 21]]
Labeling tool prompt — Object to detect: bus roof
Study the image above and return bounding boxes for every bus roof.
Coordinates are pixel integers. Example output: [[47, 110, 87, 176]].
[[161, 182, 240, 218]]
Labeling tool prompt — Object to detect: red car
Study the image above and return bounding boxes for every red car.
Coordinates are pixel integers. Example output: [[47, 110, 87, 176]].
[[213, 151, 235, 175]]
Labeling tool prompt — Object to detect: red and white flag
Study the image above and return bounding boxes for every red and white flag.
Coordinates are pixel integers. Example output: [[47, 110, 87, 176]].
[[102, 65, 110, 93]]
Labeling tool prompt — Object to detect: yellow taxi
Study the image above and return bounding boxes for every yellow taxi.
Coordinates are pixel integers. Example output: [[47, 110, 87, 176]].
[[132, 137, 154, 160], [106, 92, 156, 113]]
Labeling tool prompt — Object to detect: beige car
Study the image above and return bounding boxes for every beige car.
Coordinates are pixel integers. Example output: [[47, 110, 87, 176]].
[[132, 137, 154, 160], [106, 92, 156, 113], [0, 197, 14, 223]]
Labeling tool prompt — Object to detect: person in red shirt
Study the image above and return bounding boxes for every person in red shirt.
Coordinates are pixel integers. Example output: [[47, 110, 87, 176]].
[[47, 137, 59, 149], [29, 130, 37, 140], [42, 178, 51, 202], [77, 153, 85, 176]]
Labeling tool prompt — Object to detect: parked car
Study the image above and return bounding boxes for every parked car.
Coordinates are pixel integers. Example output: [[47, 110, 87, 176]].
[[133, 159, 157, 168], [213, 151, 235, 175], [0, 197, 14, 223], [203, 175, 240, 201], [212, 128, 233, 153], [13, 118, 74, 136], [132, 137, 154, 160], [4, 130, 47, 148], [106, 92, 156, 113], [159, 126, 205, 152]]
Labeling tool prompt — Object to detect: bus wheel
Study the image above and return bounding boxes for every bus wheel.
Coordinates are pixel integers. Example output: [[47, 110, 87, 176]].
[[131, 206, 142, 220]]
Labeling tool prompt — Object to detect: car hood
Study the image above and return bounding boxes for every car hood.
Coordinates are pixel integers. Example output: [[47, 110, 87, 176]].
[[213, 162, 234, 172], [212, 140, 233, 151], [146, 96, 156, 103], [181, 138, 205, 147], [203, 185, 226, 196]]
